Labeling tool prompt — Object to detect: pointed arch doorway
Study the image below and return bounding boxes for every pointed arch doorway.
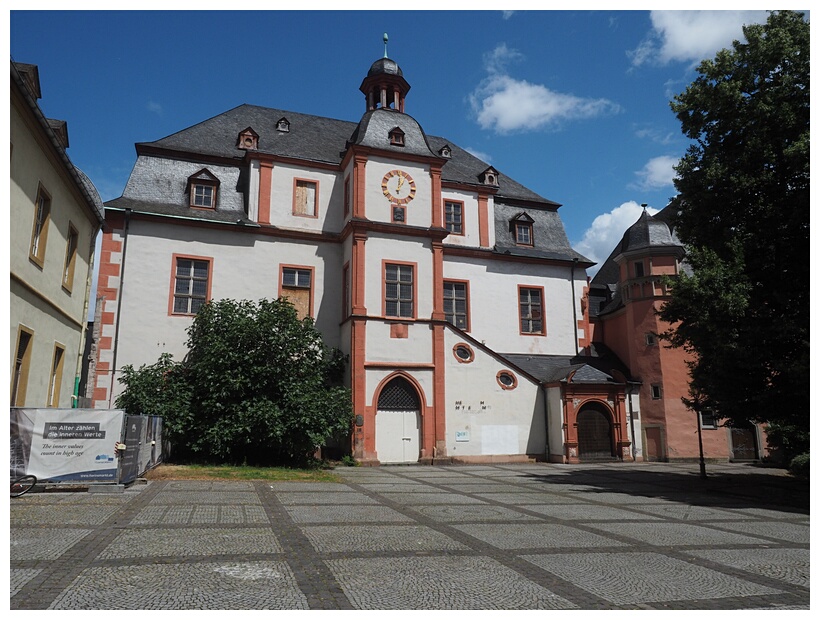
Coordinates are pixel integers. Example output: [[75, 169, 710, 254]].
[[375, 375, 421, 464]]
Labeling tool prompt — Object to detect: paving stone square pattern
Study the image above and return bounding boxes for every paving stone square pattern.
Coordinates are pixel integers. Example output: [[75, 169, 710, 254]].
[[453, 522, 628, 550], [97, 527, 283, 559], [10, 463, 810, 611], [326, 556, 578, 609], [407, 504, 541, 523], [687, 548, 811, 588], [10, 504, 121, 525], [131, 504, 270, 525], [10, 528, 93, 561], [285, 504, 414, 524], [522, 552, 782, 605], [274, 491, 378, 505], [301, 524, 469, 553], [47, 561, 309, 610], [584, 521, 775, 547]]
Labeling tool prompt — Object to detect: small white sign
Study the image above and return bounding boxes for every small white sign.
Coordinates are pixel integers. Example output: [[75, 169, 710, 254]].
[[455, 430, 470, 442]]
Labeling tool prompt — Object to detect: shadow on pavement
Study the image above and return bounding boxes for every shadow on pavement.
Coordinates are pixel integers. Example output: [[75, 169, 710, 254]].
[[521, 464, 809, 515]]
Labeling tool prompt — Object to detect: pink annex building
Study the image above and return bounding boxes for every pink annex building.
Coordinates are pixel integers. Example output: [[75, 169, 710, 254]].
[[586, 205, 766, 462], [85, 51, 764, 464]]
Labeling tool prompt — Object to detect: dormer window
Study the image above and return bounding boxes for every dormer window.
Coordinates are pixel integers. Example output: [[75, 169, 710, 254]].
[[237, 127, 259, 150], [439, 145, 452, 158], [480, 166, 499, 187], [276, 117, 290, 133], [186, 169, 220, 209], [389, 126, 405, 146], [510, 212, 535, 246]]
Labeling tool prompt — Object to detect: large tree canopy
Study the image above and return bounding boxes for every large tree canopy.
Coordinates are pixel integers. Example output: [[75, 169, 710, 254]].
[[117, 298, 353, 466], [660, 11, 809, 454]]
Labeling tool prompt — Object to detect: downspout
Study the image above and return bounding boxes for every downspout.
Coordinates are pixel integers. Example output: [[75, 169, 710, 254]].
[[571, 258, 579, 355], [108, 208, 131, 407], [72, 224, 102, 407]]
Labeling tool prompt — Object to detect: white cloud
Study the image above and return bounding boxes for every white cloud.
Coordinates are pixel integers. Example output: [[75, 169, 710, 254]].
[[630, 10, 769, 67], [575, 201, 660, 275], [146, 101, 163, 115], [631, 155, 679, 191], [502, 11, 515, 20], [469, 44, 622, 134]]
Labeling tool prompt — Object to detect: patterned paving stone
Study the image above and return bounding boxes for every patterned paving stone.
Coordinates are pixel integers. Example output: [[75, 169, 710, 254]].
[[439, 484, 532, 494], [378, 492, 487, 505], [150, 491, 262, 505], [522, 551, 783, 604], [711, 521, 810, 544], [452, 523, 627, 550], [523, 503, 662, 522], [326, 555, 578, 609], [357, 483, 447, 493], [47, 561, 308, 610], [300, 525, 469, 552], [10, 528, 93, 561], [266, 482, 354, 492], [97, 527, 283, 559], [687, 548, 810, 588], [584, 522, 773, 547], [562, 491, 673, 504], [285, 504, 415, 524], [162, 481, 255, 492], [10, 504, 121, 525], [718, 506, 810, 521], [131, 504, 270, 525], [406, 503, 540, 523], [628, 504, 758, 521], [17, 492, 138, 505], [275, 492, 378, 505], [472, 492, 576, 505], [11, 569, 41, 597]]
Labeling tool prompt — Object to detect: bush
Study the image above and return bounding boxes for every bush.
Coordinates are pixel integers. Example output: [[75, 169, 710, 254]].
[[788, 453, 809, 478], [117, 298, 353, 467]]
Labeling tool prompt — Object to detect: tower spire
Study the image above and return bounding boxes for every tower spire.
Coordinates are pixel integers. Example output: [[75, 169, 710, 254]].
[[383, 32, 389, 58]]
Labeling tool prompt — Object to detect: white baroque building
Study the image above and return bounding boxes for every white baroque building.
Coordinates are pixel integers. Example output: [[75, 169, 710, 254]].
[[90, 53, 639, 465]]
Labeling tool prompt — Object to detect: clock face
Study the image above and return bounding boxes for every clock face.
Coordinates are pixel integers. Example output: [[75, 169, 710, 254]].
[[381, 169, 416, 205]]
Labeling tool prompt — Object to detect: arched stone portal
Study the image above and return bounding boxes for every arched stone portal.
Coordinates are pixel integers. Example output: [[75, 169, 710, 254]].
[[577, 405, 615, 460]]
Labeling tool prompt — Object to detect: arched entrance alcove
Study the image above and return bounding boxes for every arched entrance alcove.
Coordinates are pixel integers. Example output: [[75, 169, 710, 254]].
[[375, 375, 422, 464], [576, 403, 615, 461]]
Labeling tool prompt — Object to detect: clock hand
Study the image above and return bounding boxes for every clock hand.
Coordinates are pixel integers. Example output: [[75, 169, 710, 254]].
[[396, 174, 404, 193]]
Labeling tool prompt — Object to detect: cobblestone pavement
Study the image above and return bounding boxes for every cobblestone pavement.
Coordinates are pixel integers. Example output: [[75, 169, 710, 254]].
[[9, 462, 809, 610]]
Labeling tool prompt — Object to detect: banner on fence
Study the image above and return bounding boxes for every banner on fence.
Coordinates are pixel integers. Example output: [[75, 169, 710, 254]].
[[10, 408, 125, 482]]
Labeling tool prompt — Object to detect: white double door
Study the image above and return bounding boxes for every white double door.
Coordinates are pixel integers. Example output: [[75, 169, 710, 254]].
[[375, 409, 420, 464]]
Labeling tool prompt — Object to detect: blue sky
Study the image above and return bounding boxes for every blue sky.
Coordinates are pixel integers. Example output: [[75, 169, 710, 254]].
[[9, 7, 781, 272]]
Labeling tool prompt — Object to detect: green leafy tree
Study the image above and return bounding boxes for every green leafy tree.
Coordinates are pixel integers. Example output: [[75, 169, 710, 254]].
[[660, 11, 809, 457], [117, 298, 352, 466]]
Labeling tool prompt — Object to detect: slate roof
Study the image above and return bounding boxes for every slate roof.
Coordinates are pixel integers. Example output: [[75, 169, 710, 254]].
[[591, 204, 683, 289], [493, 202, 592, 264], [501, 343, 633, 385], [133, 103, 560, 206]]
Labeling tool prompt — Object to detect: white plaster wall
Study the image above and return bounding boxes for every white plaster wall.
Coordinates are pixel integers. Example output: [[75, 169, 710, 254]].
[[266, 163, 343, 232], [366, 321, 433, 363], [443, 255, 584, 356], [109, 220, 343, 402], [364, 234, 433, 319], [443, 328, 545, 457], [247, 160, 260, 223], [364, 157, 431, 227]]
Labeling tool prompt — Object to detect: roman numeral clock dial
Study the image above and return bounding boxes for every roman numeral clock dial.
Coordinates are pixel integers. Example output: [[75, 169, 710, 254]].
[[382, 169, 416, 205]]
